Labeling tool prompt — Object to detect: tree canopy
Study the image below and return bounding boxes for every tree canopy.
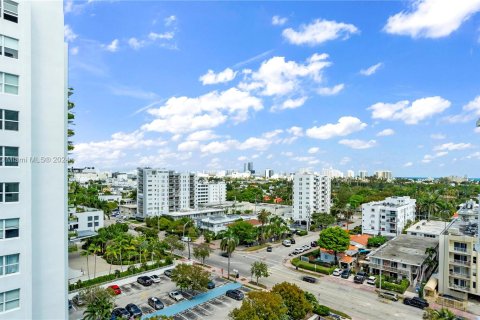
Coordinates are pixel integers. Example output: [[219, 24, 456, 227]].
[[317, 226, 350, 263], [271, 282, 312, 320], [229, 291, 289, 320], [171, 264, 210, 292]]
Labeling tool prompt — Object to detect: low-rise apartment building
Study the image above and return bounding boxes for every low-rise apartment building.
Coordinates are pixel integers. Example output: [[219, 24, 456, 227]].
[[362, 196, 416, 237], [68, 206, 104, 241], [406, 220, 447, 239]]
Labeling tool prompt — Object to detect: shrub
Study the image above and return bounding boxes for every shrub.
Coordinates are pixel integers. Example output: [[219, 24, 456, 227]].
[[296, 230, 308, 236], [376, 276, 409, 294], [291, 258, 335, 275], [313, 305, 330, 316]]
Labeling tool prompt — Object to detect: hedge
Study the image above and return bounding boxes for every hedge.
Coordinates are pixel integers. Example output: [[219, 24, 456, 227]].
[[296, 230, 308, 236], [69, 259, 173, 291], [291, 258, 335, 275], [376, 276, 409, 294]]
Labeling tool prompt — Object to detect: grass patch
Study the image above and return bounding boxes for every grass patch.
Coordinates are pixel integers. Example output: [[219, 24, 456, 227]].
[[248, 281, 267, 289], [291, 258, 335, 275], [244, 244, 269, 252]]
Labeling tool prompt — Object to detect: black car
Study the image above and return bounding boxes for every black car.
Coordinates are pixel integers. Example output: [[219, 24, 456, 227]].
[[302, 276, 317, 283], [353, 271, 368, 284], [403, 297, 429, 309], [290, 238, 296, 244], [125, 303, 143, 318], [221, 251, 232, 258], [164, 269, 173, 277], [266, 246, 273, 252], [226, 289, 244, 300], [341, 269, 351, 279], [137, 275, 153, 286], [207, 281, 215, 289], [310, 241, 318, 247], [147, 297, 164, 310], [111, 308, 130, 319]]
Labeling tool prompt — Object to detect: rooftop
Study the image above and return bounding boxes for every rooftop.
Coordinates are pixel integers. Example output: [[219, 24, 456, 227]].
[[368, 234, 438, 266], [350, 234, 371, 246], [163, 208, 225, 217], [406, 220, 448, 236]]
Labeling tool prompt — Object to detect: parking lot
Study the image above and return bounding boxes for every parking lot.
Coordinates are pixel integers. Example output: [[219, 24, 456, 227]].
[[69, 272, 249, 320]]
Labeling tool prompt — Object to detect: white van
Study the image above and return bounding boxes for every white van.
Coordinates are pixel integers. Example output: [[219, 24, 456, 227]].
[[282, 240, 291, 247]]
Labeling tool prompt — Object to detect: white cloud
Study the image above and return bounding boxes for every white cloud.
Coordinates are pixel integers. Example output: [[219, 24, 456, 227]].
[[64, 25, 78, 42], [237, 137, 271, 150], [186, 130, 219, 141], [272, 96, 308, 111], [128, 37, 145, 50], [430, 133, 446, 139], [282, 151, 294, 157], [404, 161, 413, 167], [70, 47, 79, 55], [200, 140, 237, 154], [272, 15, 288, 26], [422, 151, 448, 163], [377, 128, 395, 137], [308, 147, 320, 154], [466, 151, 480, 160], [339, 139, 377, 149], [434, 142, 473, 151], [444, 96, 480, 123], [266, 154, 273, 159], [340, 156, 351, 165], [164, 15, 177, 26], [368, 96, 451, 124], [199, 68, 237, 85], [475, 127, 480, 134], [287, 126, 304, 137], [317, 84, 344, 96], [148, 32, 174, 41], [384, 0, 480, 38], [238, 156, 248, 161], [262, 129, 283, 139], [142, 88, 263, 134], [105, 39, 119, 52], [177, 140, 200, 152], [239, 53, 332, 96], [109, 85, 159, 100], [306, 116, 367, 140], [282, 19, 359, 45], [360, 63, 383, 76]]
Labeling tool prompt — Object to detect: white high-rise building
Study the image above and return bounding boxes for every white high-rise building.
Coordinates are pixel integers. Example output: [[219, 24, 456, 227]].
[[0, 1, 68, 319], [321, 167, 344, 179], [362, 196, 416, 237], [374, 170, 393, 181], [346, 170, 355, 179], [264, 169, 274, 178], [137, 168, 227, 217], [292, 171, 331, 223], [358, 170, 368, 179]]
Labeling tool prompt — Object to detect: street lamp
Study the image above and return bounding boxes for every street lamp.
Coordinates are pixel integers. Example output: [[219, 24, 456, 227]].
[[183, 220, 192, 260]]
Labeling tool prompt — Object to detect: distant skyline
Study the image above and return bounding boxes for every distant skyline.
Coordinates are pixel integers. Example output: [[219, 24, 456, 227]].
[[66, 1, 480, 177]]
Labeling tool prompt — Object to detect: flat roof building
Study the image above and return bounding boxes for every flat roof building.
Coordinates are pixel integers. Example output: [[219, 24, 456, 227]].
[[406, 220, 448, 239]]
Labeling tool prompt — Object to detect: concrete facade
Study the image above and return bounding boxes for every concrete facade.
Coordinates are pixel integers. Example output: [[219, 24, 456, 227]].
[[292, 171, 331, 223]]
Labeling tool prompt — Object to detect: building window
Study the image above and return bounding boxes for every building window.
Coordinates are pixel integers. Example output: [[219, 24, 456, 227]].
[[0, 183, 19, 202], [0, 219, 19, 239], [0, 110, 19, 131], [87, 222, 92, 228], [0, 254, 19, 275], [87, 216, 92, 221], [0, 147, 18, 166], [94, 216, 99, 221], [0, 35, 18, 59], [0, 72, 19, 94], [94, 222, 99, 227], [0, 289, 20, 312], [2, 0, 18, 23]]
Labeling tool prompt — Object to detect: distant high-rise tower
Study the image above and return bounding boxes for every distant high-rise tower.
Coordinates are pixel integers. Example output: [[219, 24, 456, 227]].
[[292, 171, 331, 223], [0, 1, 68, 319], [243, 162, 254, 174], [358, 170, 368, 179], [264, 169, 274, 178]]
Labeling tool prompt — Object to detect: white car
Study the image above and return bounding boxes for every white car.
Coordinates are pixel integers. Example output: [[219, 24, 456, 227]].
[[169, 291, 184, 301], [332, 268, 342, 276], [282, 240, 291, 247], [367, 276, 376, 285], [303, 245, 311, 250], [294, 247, 304, 253], [149, 275, 161, 283]]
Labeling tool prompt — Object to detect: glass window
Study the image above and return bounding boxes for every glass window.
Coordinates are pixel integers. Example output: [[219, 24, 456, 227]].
[[4, 73, 18, 94], [3, 289, 19, 311], [3, 0, 18, 23], [4, 110, 18, 131], [2, 36, 18, 59], [3, 183, 18, 202], [87, 222, 92, 228], [4, 219, 19, 239], [4, 254, 18, 274], [0, 147, 18, 167]]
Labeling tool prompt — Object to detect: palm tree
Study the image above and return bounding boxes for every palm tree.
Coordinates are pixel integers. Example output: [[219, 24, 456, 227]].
[[269, 216, 289, 241], [220, 231, 239, 280], [82, 295, 113, 320], [257, 209, 271, 244], [104, 244, 118, 275], [423, 307, 456, 320], [88, 243, 102, 279], [80, 250, 91, 280]]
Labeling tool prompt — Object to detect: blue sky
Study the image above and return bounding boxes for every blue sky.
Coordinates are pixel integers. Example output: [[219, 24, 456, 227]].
[[65, 0, 480, 177]]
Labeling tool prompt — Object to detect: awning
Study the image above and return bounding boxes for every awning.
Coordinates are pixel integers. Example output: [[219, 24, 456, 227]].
[[424, 277, 438, 292]]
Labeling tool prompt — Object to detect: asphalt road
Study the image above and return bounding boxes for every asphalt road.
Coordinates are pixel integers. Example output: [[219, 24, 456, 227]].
[[181, 231, 424, 320]]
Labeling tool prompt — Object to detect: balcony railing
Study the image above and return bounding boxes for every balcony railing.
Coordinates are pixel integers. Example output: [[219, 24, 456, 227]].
[[449, 271, 471, 279], [369, 263, 409, 275], [450, 259, 470, 266], [452, 246, 468, 253], [449, 283, 470, 292]]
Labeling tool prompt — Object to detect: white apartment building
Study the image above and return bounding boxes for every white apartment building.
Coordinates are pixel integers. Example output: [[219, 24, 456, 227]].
[[346, 170, 355, 179], [195, 178, 226, 207], [292, 171, 331, 223], [68, 207, 104, 240], [358, 170, 368, 179], [374, 170, 393, 181], [362, 196, 416, 237], [321, 167, 344, 179], [264, 169, 274, 178], [0, 1, 68, 319]]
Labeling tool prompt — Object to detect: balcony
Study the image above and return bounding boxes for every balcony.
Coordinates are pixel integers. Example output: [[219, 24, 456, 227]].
[[450, 259, 470, 266], [369, 263, 409, 275], [449, 271, 471, 279], [452, 246, 468, 253], [449, 283, 470, 292]]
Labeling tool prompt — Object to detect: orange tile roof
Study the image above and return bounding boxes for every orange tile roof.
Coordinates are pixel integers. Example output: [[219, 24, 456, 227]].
[[453, 212, 459, 218], [341, 256, 354, 263], [350, 234, 371, 246], [244, 219, 262, 227], [348, 245, 357, 251]]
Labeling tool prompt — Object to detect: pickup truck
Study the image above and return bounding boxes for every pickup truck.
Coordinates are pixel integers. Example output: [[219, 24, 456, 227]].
[[353, 271, 368, 284]]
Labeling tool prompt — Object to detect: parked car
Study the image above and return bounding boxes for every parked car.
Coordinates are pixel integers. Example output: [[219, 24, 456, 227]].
[[137, 276, 153, 286], [111, 307, 130, 319], [181, 236, 191, 242], [125, 303, 143, 318], [366, 276, 376, 285], [108, 284, 122, 295], [302, 244, 311, 251], [169, 291, 184, 301], [72, 293, 86, 306], [147, 297, 164, 310], [294, 247, 304, 254], [226, 289, 244, 300], [340, 269, 351, 279], [282, 239, 291, 247], [149, 274, 161, 283], [289, 238, 296, 244], [302, 276, 317, 283], [332, 268, 342, 276], [378, 291, 399, 301], [164, 269, 173, 277], [267, 246, 273, 252], [68, 299, 73, 309], [207, 281, 215, 289], [404, 297, 429, 309], [310, 241, 318, 247], [221, 251, 232, 258], [354, 272, 368, 284]]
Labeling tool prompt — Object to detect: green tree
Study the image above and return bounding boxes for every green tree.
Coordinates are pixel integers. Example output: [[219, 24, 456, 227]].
[[80, 249, 91, 280], [423, 307, 456, 320], [367, 235, 388, 248], [193, 243, 213, 265], [164, 235, 185, 256], [268, 216, 289, 241], [171, 264, 210, 292], [317, 226, 350, 264], [88, 243, 101, 279], [80, 287, 115, 320], [228, 221, 257, 245], [220, 231, 239, 279], [271, 282, 312, 320], [257, 209, 271, 243], [229, 291, 289, 320], [250, 261, 269, 285], [311, 213, 335, 230]]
